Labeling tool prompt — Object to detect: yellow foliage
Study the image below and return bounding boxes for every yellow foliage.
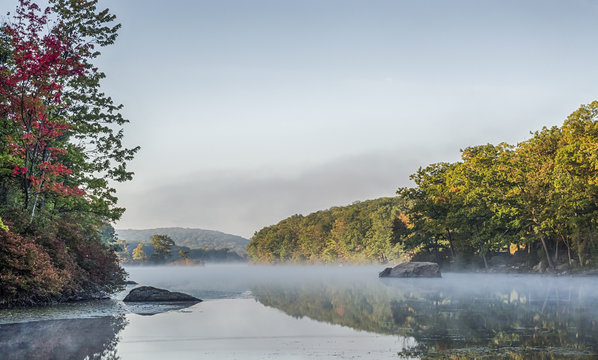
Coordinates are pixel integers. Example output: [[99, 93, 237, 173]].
[[509, 243, 525, 254]]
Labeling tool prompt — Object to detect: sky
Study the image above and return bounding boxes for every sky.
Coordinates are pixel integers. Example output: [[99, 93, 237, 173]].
[[77, 0, 598, 237]]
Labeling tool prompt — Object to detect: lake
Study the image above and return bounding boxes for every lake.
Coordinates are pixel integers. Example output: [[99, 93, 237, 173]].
[[1, 264, 597, 359]]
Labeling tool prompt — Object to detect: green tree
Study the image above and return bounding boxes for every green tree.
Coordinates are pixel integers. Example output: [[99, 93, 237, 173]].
[[554, 101, 598, 266], [247, 198, 408, 264], [398, 162, 461, 261], [507, 126, 562, 269], [178, 249, 190, 260], [151, 234, 175, 263]]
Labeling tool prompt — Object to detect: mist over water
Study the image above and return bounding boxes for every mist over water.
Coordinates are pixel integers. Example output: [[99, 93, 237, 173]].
[[1, 265, 598, 359], [126, 264, 598, 298]]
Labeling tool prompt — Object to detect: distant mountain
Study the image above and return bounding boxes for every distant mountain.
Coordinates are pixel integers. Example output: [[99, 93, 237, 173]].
[[116, 227, 249, 256]]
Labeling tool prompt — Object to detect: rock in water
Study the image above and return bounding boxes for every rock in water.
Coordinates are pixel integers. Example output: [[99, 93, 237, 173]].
[[123, 286, 201, 302], [379, 262, 441, 278]]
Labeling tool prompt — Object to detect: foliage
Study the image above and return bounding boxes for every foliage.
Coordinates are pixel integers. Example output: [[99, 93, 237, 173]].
[[247, 197, 409, 264], [178, 249, 189, 260], [0, 0, 135, 306], [248, 101, 598, 269], [131, 243, 146, 262], [117, 227, 249, 256], [399, 101, 598, 269], [0, 211, 125, 307], [123, 241, 243, 264], [150, 234, 175, 263]]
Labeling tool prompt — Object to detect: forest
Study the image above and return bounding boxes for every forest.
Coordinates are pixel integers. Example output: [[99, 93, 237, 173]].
[[248, 101, 598, 270], [116, 227, 249, 257], [247, 197, 409, 263], [0, 0, 137, 307], [115, 233, 245, 264]]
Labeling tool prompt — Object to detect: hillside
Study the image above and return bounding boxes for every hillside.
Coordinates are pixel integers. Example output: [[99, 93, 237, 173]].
[[247, 197, 410, 263], [116, 227, 249, 256]]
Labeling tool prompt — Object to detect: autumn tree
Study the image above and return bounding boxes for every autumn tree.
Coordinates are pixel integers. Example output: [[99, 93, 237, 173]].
[[0, 0, 135, 306], [132, 243, 147, 262], [0, 0, 138, 221]]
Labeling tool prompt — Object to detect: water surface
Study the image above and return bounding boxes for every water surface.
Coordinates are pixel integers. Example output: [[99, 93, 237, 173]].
[[1, 265, 597, 359]]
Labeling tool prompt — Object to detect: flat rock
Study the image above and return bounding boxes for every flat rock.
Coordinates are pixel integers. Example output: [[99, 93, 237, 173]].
[[379, 262, 441, 278], [123, 286, 201, 303]]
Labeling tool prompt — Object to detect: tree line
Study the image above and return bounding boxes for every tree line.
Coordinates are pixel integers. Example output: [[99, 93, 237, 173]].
[[247, 197, 409, 263], [248, 102, 598, 269], [399, 101, 598, 269], [114, 233, 244, 264], [0, 0, 137, 307]]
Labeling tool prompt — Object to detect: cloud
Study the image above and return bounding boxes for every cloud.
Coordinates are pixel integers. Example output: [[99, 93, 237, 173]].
[[116, 148, 440, 238]]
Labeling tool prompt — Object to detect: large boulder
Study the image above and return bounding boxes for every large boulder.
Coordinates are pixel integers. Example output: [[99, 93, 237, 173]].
[[379, 262, 441, 278], [123, 286, 201, 303]]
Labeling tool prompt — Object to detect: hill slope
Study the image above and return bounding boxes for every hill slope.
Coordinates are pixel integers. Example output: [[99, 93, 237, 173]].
[[116, 227, 249, 256], [247, 197, 409, 263]]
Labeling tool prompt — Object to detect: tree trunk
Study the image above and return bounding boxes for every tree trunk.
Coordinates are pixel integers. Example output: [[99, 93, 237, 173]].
[[554, 240, 559, 265], [480, 244, 488, 269], [446, 228, 456, 260], [577, 238, 586, 268], [567, 245, 572, 264], [540, 237, 555, 269]]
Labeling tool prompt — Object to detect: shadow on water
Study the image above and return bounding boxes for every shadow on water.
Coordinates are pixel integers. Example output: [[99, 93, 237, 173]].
[[250, 272, 598, 359], [0, 298, 197, 359], [0, 315, 127, 360]]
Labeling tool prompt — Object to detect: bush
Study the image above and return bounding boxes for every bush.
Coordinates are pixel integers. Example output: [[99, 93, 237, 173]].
[[0, 229, 66, 307], [0, 212, 125, 308]]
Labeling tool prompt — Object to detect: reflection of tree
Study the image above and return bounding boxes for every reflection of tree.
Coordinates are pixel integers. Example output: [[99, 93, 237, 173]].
[[251, 278, 598, 359], [0, 315, 127, 360]]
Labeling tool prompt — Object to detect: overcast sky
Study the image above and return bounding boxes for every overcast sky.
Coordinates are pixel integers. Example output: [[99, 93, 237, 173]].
[[83, 0, 598, 237]]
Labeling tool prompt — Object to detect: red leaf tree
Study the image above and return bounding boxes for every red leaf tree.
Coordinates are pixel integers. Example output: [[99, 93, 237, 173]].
[[1, 0, 92, 215]]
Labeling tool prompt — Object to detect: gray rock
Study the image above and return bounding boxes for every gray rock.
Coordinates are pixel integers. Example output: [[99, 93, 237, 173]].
[[123, 286, 201, 303], [533, 260, 547, 273], [379, 262, 441, 278]]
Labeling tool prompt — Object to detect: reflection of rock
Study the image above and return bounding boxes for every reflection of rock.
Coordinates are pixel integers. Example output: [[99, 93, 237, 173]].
[[125, 302, 198, 316], [379, 262, 441, 278], [0, 316, 126, 360], [123, 286, 201, 303]]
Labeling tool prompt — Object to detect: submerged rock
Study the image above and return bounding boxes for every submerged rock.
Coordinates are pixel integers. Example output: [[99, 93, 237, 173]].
[[379, 262, 441, 278], [123, 286, 201, 303]]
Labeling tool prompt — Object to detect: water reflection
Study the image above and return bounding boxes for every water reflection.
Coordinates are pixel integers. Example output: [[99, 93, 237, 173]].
[[0, 299, 198, 360], [250, 273, 598, 359], [0, 315, 126, 360], [1, 266, 598, 359]]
